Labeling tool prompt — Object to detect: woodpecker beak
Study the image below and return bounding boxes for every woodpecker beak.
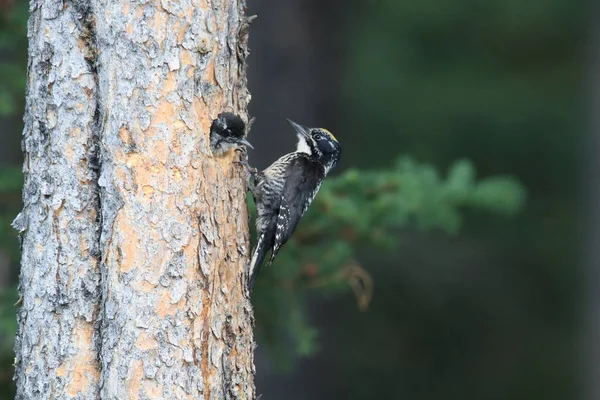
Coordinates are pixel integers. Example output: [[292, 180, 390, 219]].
[[238, 138, 254, 149], [287, 119, 310, 139]]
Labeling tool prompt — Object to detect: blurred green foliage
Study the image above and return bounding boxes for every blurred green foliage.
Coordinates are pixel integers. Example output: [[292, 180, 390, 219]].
[[0, 2, 27, 396], [324, 0, 582, 398], [0, 289, 16, 398], [0, 1, 27, 116], [0, 290, 16, 355], [252, 157, 524, 366], [345, 0, 580, 180], [0, 0, 26, 262]]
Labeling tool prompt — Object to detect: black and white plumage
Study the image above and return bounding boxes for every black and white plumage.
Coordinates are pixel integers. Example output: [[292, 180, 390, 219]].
[[210, 112, 254, 156], [247, 119, 341, 289]]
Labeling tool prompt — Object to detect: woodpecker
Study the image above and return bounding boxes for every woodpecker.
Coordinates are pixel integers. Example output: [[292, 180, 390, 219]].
[[244, 119, 341, 289], [210, 112, 254, 156]]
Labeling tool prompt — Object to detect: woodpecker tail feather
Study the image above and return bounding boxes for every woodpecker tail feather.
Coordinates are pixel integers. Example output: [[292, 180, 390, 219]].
[[248, 233, 268, 290]]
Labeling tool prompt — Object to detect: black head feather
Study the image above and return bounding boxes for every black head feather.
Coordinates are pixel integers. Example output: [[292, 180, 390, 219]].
[[210, 112, 253, 155], [286, 119, 341, 174]]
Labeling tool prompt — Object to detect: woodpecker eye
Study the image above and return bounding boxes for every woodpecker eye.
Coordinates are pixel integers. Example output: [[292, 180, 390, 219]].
[[314, 133, 323, 141]]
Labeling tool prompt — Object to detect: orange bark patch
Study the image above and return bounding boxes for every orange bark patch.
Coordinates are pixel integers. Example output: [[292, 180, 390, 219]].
[[171, 167, 183, 182], [56, 364, 67, 378], [142, 185, 154, 197], [66, 364, 97, 397], [142, 380, 164, 399], [177, 23, 189, 43], [204, 59, 216, 86], [154, 140, 169, 165], [119, 126, 133, 146], [137, 280, 157, 292], [65, 322, 100, 397], [150, 100, 176, 126], [127, 360, 143, 397], [162, 71, 177, 96], [125, 154, 142, 174], [116, 213, 140, 274], [203, 162, 218, 182], [187, 64, 195, 78], [69, 127, 81, 138], [156, 284, 187, 319], [193, 101, 209, 132], [172, 119, 187, 131], [64, 143, 74, 165], [136, 332, 159, 351], [75, 318, 94, 347], [150, 11, 167, 44], [156, 291, 174, 318]]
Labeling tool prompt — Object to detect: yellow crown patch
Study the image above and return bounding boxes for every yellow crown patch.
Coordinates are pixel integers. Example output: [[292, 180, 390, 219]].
[[321, 129, 338, 142]]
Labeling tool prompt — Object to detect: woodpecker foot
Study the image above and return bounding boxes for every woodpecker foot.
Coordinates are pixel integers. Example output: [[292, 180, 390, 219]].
[[234, 148, 257, 175], [234, 148, 257, 193]]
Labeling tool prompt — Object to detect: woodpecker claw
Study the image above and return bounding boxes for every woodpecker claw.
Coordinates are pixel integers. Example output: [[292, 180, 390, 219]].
[[234, 148, 258, 194], [234, 148, 257, 175]]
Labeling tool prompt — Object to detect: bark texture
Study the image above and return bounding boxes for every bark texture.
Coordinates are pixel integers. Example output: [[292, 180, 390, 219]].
[[14, 0, 255, 399], [13, 1, 102, 398]]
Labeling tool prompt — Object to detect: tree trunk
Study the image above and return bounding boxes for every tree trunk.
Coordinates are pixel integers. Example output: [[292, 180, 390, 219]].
[[14, 0, 255, 399], [13, 1, 103, 397]]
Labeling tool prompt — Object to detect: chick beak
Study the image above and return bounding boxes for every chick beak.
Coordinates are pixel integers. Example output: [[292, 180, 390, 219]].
[[238, 138, 254, 149], [286, 119, 310, 139]]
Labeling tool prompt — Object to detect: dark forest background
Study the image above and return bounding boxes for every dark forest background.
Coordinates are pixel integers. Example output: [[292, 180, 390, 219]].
[[0, 0, 588, 399]]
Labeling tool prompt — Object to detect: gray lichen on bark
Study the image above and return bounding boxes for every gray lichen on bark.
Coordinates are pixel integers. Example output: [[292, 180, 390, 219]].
[[15, 0, 255, 399], [14, 0, 102, 399]]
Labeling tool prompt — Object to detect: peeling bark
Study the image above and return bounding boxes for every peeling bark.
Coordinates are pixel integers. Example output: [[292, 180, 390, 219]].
[[15, 0, 255, 399], [13, 1, 102, 398]]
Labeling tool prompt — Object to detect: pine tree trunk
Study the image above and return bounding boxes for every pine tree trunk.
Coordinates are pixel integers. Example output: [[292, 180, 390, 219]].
[[14, 1, 255, 399]]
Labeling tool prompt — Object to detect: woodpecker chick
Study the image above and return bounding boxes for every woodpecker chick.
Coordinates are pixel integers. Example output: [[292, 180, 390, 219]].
[[210, 112, 253, 156], [247, 119, 341, 289]]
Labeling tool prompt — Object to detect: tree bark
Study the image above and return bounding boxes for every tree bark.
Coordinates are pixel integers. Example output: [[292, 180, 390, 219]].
[[13, 1, 103, 397], [14, 0, 255, 399]]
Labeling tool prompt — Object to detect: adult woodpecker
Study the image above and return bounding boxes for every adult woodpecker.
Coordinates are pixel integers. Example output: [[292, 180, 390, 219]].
[[241, 119, 341, 290]]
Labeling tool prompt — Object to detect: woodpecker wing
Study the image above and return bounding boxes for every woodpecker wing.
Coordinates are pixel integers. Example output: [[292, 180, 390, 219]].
[[269, 155, 325, 261]]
